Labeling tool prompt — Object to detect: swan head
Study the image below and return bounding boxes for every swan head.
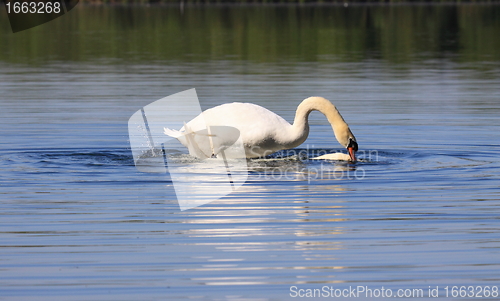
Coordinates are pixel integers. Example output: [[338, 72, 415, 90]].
[[346, 137, 358, 162]]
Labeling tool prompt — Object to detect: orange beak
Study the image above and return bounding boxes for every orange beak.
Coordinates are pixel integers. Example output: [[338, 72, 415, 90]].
[[348, 147, 356, 162]]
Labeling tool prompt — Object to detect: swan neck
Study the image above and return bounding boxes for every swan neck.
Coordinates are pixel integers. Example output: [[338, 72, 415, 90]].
[[293, 97, 352, 147]]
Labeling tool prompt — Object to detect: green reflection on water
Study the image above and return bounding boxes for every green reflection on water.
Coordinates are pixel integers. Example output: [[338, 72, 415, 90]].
[[1, 4, 500, 64]]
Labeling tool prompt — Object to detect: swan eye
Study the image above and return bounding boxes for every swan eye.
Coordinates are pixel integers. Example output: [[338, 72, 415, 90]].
[[347, 138, 358, 152]]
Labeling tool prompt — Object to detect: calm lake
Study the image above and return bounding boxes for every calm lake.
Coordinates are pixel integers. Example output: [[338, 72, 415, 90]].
[[1, 4, 500, 300]]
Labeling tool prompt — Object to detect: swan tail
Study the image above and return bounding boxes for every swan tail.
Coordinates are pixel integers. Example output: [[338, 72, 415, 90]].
[[164, 127, 184, 138], [182, 123, 211, 159], [164, 124, 211, 159]]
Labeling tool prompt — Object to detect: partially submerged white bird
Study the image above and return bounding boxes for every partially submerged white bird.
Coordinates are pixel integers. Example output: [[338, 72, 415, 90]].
[[311, 153, 352, 161], [164, 96, 358, 161]]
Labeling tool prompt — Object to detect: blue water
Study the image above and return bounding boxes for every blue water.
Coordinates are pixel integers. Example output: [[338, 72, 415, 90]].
[[1, 57, 500, 300]]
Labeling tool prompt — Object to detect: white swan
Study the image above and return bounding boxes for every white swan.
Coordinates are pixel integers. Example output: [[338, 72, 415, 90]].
[[164, 96, 358, 161], [311, 153, 352, 161]]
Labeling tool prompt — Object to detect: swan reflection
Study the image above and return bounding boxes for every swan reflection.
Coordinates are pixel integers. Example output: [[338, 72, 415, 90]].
[[162, 152, 358, 210]]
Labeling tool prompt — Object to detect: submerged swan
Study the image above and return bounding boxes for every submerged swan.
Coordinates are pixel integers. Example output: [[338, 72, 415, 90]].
[[311, 153, 352, 161], [164, 96, 358, 161]]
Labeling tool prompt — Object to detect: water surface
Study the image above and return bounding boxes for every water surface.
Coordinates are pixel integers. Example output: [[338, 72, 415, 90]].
[[1, 4, 500, 300]]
